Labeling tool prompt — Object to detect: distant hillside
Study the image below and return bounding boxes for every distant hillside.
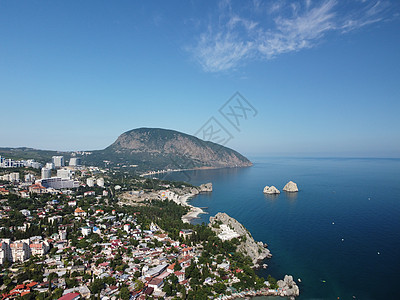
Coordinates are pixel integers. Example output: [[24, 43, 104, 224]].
[[83, 128, 252, 172], [0, 147, 71, 164]]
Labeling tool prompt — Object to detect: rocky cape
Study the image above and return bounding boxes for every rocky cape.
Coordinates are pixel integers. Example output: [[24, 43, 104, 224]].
[[83, 128, 252, 172], [209, 212, 271, 265], [277, 275, 300, 298]]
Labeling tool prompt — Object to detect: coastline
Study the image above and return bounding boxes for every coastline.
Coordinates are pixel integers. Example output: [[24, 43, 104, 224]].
[[171, 192, 207, 223], [215, 287, 292, 299], [140, 166, 221, 177]]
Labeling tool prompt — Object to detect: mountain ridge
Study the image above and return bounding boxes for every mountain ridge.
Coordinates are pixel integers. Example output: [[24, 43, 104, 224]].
[[95, 127, 252, 172]]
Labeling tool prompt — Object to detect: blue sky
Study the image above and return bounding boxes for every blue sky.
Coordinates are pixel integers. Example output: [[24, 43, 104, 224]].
[[0, 0, 399, 157]]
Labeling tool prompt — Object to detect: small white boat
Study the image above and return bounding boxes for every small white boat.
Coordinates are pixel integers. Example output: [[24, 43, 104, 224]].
[[263, 264, 268, 268], [298, 278, 302, 283]]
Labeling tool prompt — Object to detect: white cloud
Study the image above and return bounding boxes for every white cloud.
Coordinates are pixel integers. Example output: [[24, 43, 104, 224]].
[[194, 29, 254, 72], [190, 0, 395, 72]]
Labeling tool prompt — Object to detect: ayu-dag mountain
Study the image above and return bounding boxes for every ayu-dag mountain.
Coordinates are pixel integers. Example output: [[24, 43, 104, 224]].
[[83, 128, 252, 172]]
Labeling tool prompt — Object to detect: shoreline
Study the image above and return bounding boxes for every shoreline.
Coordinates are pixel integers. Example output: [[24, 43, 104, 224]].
[[140, 165, 252, 178], [217, 287, 293, 299], [140, 166, 221, 177], [177, 193, 207, 223]]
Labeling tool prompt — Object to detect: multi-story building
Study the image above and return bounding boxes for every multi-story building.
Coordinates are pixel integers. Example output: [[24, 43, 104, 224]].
[[69, 157, 81, 166], [96, 178, 105, 187], [41, 168, 51, 179], [29, 241, 50, 256], [10, 240, 30, 262], [0, 239, 12, 264], [1, 237, 50, 263], [0, 173, 20, 182], [52, 156, 64, 168], [24, 159, 41, 169], [24, 174, 35, 182], [39, 177, 79, 189], [45, 162, 55, 170], [86, 178, 95, 187], [57, 168, 72, 179]]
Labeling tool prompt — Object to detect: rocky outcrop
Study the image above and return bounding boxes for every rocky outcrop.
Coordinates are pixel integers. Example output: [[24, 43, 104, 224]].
[[186, 183, 212, 196], [277, 275, 300, 297], [283, 181, 298, 192], [209, 213, 271, 265], [199, 182, 212, 192], [263, 186, 280, 194]]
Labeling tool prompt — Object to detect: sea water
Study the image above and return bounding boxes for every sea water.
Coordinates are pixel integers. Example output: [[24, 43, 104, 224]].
[[158, 157, 400, 300]]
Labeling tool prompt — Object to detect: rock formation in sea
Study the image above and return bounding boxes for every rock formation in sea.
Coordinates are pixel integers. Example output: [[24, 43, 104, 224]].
[[209, 212, 272, 265], [277, 275, 300, 297], [263, 185, 280, 194], [283, 181, 298, 192]]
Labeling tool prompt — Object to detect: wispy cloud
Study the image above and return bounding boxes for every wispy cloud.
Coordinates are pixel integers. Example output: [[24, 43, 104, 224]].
[[189, 0, 395, 72]]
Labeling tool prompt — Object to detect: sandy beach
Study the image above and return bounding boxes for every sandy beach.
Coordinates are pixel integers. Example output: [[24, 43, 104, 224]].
[[169, 192, 206, 223]]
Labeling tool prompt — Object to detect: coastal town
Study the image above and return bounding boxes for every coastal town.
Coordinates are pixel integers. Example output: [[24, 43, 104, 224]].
[[0, 154, 299, 299]]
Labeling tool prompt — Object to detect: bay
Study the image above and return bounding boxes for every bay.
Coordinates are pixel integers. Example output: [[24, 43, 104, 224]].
[[157, 157, 400, 300]]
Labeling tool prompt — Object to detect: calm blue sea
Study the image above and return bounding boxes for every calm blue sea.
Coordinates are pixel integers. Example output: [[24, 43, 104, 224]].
[[158, 157, 400, 300]]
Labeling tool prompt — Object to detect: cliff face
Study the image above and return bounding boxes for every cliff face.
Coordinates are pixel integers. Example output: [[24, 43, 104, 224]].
[[209, 212, 271, 265], [94, 128, 252, 171]]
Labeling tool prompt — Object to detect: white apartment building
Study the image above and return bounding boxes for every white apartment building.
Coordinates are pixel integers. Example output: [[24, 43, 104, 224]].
[[41, 168, 51, 179], [57, 168, 72, 179], [24, 173, 35, 182], [0, 237, 50, 264], [0, 239, 12, 264], [25, 159, 41, 169], [96, 178, 105, 187], [52, 156, 64, 168], [45, 162, 55, 169], [39, 177, 79, 189], [69, 157, 81, 166], [29, 241, 50, 256], [10, 239, 30, 262], [0, 172, 20, 182], [86, 177, 95, 187]]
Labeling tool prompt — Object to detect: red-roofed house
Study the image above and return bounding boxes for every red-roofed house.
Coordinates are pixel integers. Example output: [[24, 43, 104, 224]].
[[30, 241, 50, 256], [174, 271, 185, 282], [74, 207, 87, 217], [58, 292, 80, 300], [0, 188, 9, 195], [181, 247, 193, 256], [167, 263, 175, 273], [28, 184, 46, 194], [148, 277, 163, 290]]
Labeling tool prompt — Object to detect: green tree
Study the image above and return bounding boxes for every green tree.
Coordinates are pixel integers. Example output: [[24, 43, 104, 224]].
[[134, 279, 144, 291], [213, 282, 226, 294], [48, 272, 57, 295], [53, 288, 63, 299], [119, 287, 130, 300], [90, 279, 104, 295], [267, 274, 278, 289]]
